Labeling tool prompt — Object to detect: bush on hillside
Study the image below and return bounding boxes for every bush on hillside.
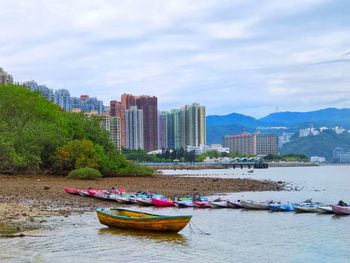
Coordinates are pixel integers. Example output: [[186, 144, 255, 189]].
[[66, 167, 102, 180]]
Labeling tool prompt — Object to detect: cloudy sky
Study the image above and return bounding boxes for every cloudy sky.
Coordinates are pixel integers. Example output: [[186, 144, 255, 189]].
[[1, 0, 350, 117]]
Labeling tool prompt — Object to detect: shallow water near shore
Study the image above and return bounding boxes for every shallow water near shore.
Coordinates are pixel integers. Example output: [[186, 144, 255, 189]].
[[1, 166, 350, 262]]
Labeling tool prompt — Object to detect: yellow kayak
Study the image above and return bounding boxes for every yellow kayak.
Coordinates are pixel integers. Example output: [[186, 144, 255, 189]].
[[96, 208, 192, 233]]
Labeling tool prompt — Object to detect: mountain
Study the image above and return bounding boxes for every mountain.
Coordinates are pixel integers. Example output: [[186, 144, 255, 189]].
[[281, 130, 350, 161], [259, 108, 350, 128], [206, 113, 259, 144], [206, 108, 350, 144]]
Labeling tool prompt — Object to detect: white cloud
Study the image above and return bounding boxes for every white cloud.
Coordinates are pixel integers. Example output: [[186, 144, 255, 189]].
[[0, 0, 349, 117]]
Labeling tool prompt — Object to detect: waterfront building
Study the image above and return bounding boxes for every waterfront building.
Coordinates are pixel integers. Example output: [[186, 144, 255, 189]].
[[158, 112, 168, 149], [339, 152, 350, 163], [24, 80, 54, 101], [222, 133, 278, 155], [54, 89, 72, 112], [125, 106, 144, 150], [0, 67, 13, 84]]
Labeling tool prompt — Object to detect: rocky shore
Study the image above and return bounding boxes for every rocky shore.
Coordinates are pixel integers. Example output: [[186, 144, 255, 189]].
[[0, 174, 284, 235]]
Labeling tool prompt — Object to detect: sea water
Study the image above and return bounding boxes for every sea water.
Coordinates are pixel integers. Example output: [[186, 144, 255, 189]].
[[1, 166, 349, 262]]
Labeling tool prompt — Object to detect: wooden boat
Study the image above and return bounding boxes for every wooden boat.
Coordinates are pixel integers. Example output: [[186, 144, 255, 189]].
[[332, 205, 350, 215], [152, 198, 174, 207], [227, 200, 243, 208], [64, 187, 81, 195], [96, 208, 192, 232], [316, 206, 334, 214], [240, 200, 272, 210]]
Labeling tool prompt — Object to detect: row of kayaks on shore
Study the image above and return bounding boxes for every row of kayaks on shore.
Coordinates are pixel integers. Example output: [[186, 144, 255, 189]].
[[64, 187, 350, 215]]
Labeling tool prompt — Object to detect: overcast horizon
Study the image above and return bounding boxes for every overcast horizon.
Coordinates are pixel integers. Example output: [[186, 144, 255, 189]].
[[1, 0, 350, 117]]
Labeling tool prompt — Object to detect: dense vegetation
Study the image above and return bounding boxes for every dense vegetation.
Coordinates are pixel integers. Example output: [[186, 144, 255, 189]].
[[122, 148, 197, 162], [0, 84, 154, 176], [281, 130, 350, 161], [263, 153, 308, 162]]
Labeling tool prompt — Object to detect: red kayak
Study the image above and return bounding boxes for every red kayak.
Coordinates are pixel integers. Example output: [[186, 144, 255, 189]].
[[64, 187, 81, 195], [194, 201, 210, 208], [152, 198, 174, 207]]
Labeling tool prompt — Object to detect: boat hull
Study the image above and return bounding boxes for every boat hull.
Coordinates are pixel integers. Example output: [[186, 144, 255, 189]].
[[96, 208, 191, 232], [152, 198, 174, 207], [64, 187, 81, 195], [227, 201, 243, 208], [332, 206, 350, 215], [240, 200, 270, 210], [316, 206, 334, 214]]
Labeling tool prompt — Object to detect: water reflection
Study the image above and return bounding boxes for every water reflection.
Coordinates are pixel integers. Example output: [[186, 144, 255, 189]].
[[98, 227, 188, 246]]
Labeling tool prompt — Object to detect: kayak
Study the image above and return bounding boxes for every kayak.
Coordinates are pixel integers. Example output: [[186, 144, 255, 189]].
[[152, 198, 175, 207], [332, 205, 350, 215], [175, 201, 194, 208], [240, 200, 272, 210], [210, 201, 229, 208], [64, 187, 81, 195], [194, 201, 211, 208], [227, 200, 243, 208], [315, 206, 334, 214], [269, 203, 295, 212]]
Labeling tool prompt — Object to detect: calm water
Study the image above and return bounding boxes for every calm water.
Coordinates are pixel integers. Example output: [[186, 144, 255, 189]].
[[1, 166, 350, 263]]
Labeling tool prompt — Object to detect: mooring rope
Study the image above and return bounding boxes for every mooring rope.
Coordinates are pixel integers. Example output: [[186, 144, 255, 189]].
[[189, 222, 210, 235]]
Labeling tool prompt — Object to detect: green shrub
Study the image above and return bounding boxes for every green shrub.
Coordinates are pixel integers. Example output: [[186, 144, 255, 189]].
[[66, 167, 102, 180]]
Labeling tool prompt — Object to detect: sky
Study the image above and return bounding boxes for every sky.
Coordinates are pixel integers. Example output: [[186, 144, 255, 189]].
[[1, 0, 350, 117]]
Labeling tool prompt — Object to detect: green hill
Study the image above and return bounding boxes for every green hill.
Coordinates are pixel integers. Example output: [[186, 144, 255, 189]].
[[281, 130, 350, 161], [0, 84, 153, 176]]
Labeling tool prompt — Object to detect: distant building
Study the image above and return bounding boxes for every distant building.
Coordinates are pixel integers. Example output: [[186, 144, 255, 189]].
[[125, 106, 144, 150], [278, 132, 295, 148], [310, 156, 326, 163], [186, 144, 229, 154], [165, 103, 206, 149], [339, 152, 350, 163], [333, 147, 344, 162], [0, 67, 13, 84], [110, 100, 126, 147], [222, 133, 278, 155], [334, 126, 345, 134], [136, 95, 158, 152], [158, 112, 168, 149], [24, 80, 54, 101], [54, 89, 72, 112], [86, 112, 121, 150]]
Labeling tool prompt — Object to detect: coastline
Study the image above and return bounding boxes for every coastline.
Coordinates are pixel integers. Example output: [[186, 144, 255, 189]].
[[0, 174, 284, 233]]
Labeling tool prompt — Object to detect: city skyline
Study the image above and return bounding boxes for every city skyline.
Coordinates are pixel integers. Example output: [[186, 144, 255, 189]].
[[1, 1, 350, 117]]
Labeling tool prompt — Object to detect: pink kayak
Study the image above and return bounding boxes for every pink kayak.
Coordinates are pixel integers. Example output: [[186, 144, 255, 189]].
[[152, 198, 174, 207], [194, 201, 210, 208], [332, 205, 350, 215], [64, 187, 81, 195]]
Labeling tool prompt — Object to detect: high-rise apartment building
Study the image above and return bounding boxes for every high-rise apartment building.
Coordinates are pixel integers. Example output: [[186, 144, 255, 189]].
[[222, 133, 278, 155], [0, 67, 13, 84], [136, 96, 158, 152], [125, 106, 144, 150], [165, 104, 206, 149], [110, 100, 126, 147], [86, 112, 121, 150], [54, 89, 72, 112], [182, 103, 206, 147], [158, 112, 168, 149], [24, 80, 54, 101]]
